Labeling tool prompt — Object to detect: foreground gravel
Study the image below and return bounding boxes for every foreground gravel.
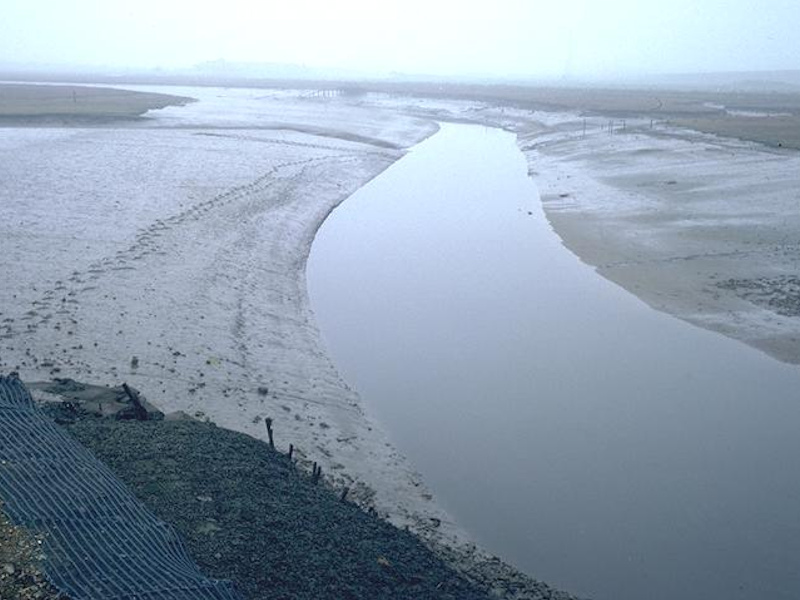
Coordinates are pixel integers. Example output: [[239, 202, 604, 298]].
[[55, 411, 493, 600], [0, 510, 65, 600]]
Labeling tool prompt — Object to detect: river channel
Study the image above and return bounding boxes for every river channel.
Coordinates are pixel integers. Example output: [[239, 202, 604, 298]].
[[306, 123, 800, 600]]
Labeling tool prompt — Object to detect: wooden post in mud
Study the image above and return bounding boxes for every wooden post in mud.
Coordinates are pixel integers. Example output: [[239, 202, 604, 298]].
[[288, 444, 294, 460], [265, 417, 274, 449], [312, 463, 322, 485], [340, 487, 349, 503]]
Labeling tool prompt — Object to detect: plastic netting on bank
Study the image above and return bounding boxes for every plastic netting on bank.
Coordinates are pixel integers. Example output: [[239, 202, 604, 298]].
[[0, 375, 244, 600]]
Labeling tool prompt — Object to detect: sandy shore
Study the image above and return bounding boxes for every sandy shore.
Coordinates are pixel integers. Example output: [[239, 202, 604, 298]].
[[519, 117, 800, 365]]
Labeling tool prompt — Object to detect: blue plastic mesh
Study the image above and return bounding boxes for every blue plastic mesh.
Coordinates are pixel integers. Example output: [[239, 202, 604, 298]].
[[0, 375, 244, 600]]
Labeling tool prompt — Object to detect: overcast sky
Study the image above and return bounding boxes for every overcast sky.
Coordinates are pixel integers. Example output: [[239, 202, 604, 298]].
[[2, 0, 799, 79]]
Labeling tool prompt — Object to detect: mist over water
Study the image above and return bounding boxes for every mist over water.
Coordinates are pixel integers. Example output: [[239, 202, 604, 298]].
[[3, 1, 800, 80], [308, 124, 800, 600]]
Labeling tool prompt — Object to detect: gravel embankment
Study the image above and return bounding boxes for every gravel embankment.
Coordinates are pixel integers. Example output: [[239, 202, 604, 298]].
[[51, 408, 494, 600]]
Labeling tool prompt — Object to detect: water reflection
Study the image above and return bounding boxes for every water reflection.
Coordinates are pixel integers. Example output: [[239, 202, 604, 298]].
[[307, 123, 800, 600]]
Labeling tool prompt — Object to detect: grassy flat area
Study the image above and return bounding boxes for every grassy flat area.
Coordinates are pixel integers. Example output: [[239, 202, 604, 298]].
[[365, 80, 798, 115], [0, 83, 192, 121], [672, 114, 800, 149]]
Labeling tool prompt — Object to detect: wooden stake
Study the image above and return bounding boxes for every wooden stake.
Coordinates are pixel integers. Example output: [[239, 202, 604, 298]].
[[312, 463, 321, 485], [265, 418, 274, 449]]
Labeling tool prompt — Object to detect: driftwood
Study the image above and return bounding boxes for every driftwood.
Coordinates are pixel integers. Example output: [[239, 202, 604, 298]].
[[121, 383, 148, 421]]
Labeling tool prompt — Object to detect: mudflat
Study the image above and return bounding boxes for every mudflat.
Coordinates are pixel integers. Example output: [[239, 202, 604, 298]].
[[1, 84, 572, 599], [519, 112, 800, 365]]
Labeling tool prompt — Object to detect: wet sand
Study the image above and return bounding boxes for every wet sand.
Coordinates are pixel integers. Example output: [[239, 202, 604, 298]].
[[521, 117, 800, 365], [0, 87, 444, 530]]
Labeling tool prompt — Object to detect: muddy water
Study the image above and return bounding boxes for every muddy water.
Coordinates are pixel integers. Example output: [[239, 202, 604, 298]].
[[307, 123, 800, 600]]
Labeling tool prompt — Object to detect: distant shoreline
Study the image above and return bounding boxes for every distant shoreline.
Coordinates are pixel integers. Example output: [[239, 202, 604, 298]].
[[2, 77, 800, 148]]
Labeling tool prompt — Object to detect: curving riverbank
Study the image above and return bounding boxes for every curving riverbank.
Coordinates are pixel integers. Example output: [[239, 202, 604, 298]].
[[0, 85, 572, 599], [518, 114, 800, 366]]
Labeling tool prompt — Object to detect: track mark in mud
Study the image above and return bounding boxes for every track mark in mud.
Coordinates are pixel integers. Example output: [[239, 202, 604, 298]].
[[193, 129, 402, 151], [601, 249, 763, 269], [193, 131, 393, 155], [13, 156, 341, 324], [0, 151, 372, 386]]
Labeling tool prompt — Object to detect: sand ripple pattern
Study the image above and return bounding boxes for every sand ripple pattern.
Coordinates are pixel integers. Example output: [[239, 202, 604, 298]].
[[0, 375, 243, 600]]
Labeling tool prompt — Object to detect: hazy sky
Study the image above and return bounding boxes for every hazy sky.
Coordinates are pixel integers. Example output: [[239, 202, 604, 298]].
[[2, 0, 799, 78]]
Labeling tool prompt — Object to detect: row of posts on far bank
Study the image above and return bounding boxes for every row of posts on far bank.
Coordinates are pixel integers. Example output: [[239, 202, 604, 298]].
[[582, 117, 661, 139]]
